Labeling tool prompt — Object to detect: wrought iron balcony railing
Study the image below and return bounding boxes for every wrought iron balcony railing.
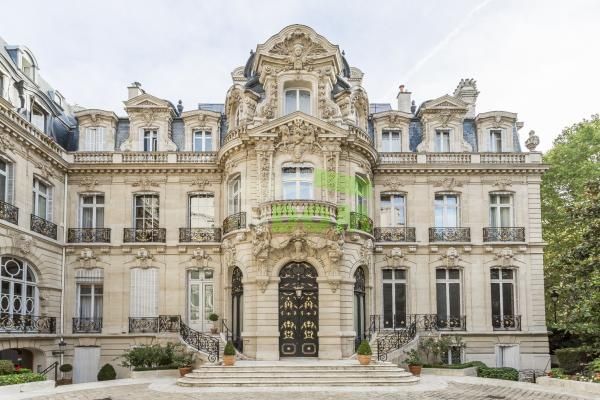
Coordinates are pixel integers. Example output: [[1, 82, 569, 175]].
[[429, 227, 471, 242], [128, 315, 181, 333], [0, 313, 56, 333], [492, 314, 521, 331], [72, 317, 102, 333], [349, 212, 373, 234], [483, 227, 525, 242], [179, 228, 221, 243], [223, 212, 246, 235], [435, 315, 467, 331], [31, 214, 57, 240], [68, 228, 111, 243], [0, 200, 18, 225], [374, 227, 416, 242], [123, 228, 166, 243]]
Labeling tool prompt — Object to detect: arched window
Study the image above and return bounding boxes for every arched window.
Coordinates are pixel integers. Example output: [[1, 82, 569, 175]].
[[0, 257, 38, 317]]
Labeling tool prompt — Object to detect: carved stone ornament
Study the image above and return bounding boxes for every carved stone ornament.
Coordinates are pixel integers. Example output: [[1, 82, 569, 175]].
[[386, 247, 404, 267], [190, 177, 210, 190], [441, 247, 460, 267], [493, 178, 513, 190], [78, 248, 98, 268], [525, 130, 540, 151], [252, 224, 272, 262], [36, 163, 54, 180], [276, 119, 320, 161], [433, 177, 464, 190], [0, 132, 15, 153], [328, 277, 341, 293], [495, 247, 515, 266], [383, 177, 407, 192], [269, 29, 328, 70], [79, 176, 98, 191], [12, 233, 33, 254], [192, 248, 211, 268], [222, 239, 237, 268], [135, 248, 154, 268], [360, 238, 374, 266], [132, 177, 160, 190], [256, 276, 270, 293]]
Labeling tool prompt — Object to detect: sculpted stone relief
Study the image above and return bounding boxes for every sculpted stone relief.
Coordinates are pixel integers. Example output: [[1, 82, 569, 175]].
[[268, 29, 328, 71], [275, 119, 321, 161]]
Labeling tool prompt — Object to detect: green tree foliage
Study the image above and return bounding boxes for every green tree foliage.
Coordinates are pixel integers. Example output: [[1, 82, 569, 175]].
[[542, 115, 600, 341]]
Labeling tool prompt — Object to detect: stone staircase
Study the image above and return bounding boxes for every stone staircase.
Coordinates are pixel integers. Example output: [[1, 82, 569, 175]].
[[177, 360, 419, 387]]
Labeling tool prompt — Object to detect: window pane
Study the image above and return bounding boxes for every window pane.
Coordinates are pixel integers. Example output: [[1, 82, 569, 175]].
[[491, 282, 501, 316], [491, 268, 499, 280], [204, 134, 212, 151], [382, 269, 392, 280], [0, 174, 5, 202], [395, 269, 406, 280], [299, 182, 312, 199], [436, 269, 446, 280], [383, 282, 393, 328], [38, 196, 47, 218], [285, 90, 296, 115], [449, 269, 460, 279], [299, 90, 310, 114], [500, 208, 511, 227], [502, 269, 513, 279], [449, 283, 461, 317], [395, 283, 406, 326], [96, 208, 104, 228], [436, 282, 447, 316], [82, 208, 94, 228], [502, 283, 514, 315]]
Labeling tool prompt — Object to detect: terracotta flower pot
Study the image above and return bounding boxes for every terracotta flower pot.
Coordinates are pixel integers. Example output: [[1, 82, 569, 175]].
[[408, 364, 422, 376], [357, 355, 371, 365], [223, 355, 235, 366], [179, 366, 193, 377]]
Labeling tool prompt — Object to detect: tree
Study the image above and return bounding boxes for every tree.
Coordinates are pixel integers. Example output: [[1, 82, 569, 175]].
[[541, 115, 600, 341]]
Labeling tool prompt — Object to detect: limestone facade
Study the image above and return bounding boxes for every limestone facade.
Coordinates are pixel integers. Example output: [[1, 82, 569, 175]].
[[0, 25, 549, 378]]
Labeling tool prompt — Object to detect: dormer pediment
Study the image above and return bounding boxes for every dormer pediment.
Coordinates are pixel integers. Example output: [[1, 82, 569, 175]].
[[418, 95, 468, 116], [124, 93, 171, 110]]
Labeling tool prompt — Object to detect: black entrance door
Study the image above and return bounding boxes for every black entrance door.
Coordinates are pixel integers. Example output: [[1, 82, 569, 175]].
[[279, 262, 318, 357], [231, 266, 243, 351]]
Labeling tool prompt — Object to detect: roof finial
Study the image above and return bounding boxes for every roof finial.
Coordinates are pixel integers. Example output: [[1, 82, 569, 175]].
[[342, 50, 346, 56]]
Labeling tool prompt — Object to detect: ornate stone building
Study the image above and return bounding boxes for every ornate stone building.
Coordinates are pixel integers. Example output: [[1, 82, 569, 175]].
[[0, 25, 549, 380]]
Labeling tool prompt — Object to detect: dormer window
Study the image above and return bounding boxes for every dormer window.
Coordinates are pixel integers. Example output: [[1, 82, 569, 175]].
[[142, 130, 158, 152], [284, 89, 310, 115], [435, 130, 450, 152], [193, 130, 212, 152], [382, 130, 401, 152], [22, 53, 35, 81], [84, 127, 105, 151], [489, 130, 503, 152], [31, 105, 46, 133]]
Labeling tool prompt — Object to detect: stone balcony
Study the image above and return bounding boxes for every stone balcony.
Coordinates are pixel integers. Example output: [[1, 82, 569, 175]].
[[378, 152, 541, 165], [68, 151, 218, 164], [258, 200, 338, 228]]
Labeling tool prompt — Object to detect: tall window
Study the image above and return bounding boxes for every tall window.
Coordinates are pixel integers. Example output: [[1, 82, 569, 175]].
[[142, 129, 158, 152], [77, 284, 103, 320], [435, 130, 450, 152], [193, 130, 212, 152], [355, 175, 369, 215], [434, 194, 459, 227], [228, 176, 241, 215], [491, 268, 516, 325], [0, 159, 14, 204], [489, 130, 502, 152], [32, 178, 51, 220], [130, 268, 158, 317], [380, 194, 405, 226], [381, 130, 401, 152], [0, 257, 37, 317], [382, 269, 407, 329], [189, 194, 215, 228], [80, 194, 104, 228], [282, 165, 313, 200], [84, 127, 104, 151], [134, 194, 159, 229], [436, 269, 461, 327], [489, 194, 513, 227], [284, 89, 310, 115]]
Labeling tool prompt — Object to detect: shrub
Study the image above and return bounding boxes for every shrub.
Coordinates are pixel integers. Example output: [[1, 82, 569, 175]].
[[119, 342, 180, 370], [556, 347, 590, 374], [97, 363, 116, 381], [422, 361, 487, 369], [403, 349, 423, 366], [357, 340, 372, 356], [0, 373, 45, 386], [208, 313, 219, 322], [224, 341, 236, 356], [549, 367, 567, 378], [589, 358, 600, 373], [15, 368, 32, 374], [0, 360, 14, 375], [59, 364, 73, 373], [172, 346, 195, 368], [132, 364, 178, 372], [477, 367, 519, 381]]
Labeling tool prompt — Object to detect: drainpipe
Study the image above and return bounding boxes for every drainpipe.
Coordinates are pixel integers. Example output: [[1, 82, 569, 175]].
[[59, 171, 68, 366]]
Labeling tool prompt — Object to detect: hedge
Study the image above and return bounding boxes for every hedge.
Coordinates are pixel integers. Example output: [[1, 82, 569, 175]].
[[555, 347, 596, 374], [0, 373, 45, 386], [477, 367, 519, 381], [0, 360, 14, 375], [132, 363, 178, 372], [423, 361, 487, 369]]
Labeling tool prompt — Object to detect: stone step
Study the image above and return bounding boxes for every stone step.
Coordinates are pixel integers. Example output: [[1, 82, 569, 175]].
[[194, 365, 406, 373], [186, 372, 414, 379], [178, 378, 420, 387]]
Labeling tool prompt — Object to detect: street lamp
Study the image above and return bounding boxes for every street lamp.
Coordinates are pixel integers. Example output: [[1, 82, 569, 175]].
[[550, 289, 559, 324]]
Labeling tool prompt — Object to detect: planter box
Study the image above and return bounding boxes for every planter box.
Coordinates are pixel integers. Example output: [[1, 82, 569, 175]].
[[0, 379, 55, 395], [421, 367, 478, 376], [537, 376, 600, 397], [130, 369, 180, 379]]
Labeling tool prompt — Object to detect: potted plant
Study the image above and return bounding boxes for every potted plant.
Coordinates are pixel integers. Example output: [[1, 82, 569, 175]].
[[356, 340, 372, 365], [58, 363, 73, 385], [404, 349, 423, 376], [173, 345, 195, 377], [223, 341, 236, 366], [208, 313, 219, 334]]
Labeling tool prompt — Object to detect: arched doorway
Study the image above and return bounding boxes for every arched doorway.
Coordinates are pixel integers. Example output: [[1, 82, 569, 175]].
[[353, 266, 366, 349], [279, 262, 318, 357], [231, 267, 243, 351]]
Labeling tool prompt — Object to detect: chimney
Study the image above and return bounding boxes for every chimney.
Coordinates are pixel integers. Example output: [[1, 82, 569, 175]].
[[127, 82, 144, 99], [453, 78, 479, 118], [396, 85, 412, 113]]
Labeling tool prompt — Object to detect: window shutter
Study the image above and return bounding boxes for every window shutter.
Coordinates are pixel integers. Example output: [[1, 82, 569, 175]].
[[130, 268, 158, 317], [47, 185, 53, 222], [97, 127, 104, 151], [6, 162, 14, 205], [85, 128, 92, 151]]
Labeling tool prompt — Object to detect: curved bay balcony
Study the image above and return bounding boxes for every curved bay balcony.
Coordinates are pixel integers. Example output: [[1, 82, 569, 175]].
[[483, 227, 525, 242], [31, 214, 57, 240], [123, 228, 166, 243], [429, 227, 471, 242], [179, 228, 221, 242], [348, 211, 373, 234], [68, 228, 111, 243], [0, 200, 18, 225], [374, 227, 416, 242], [223, 212, 247, 235], [0, 313, 56, 334], [259, 200, 338, 229]]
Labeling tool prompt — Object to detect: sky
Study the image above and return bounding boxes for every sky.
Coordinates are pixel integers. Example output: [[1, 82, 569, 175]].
[[2, 0, 599, 152]]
